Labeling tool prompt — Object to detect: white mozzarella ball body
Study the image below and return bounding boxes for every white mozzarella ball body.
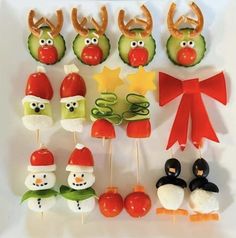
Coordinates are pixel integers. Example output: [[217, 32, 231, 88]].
[[157, 184, 185, 210], [67, 197, 95, 213], [189, 189, 219, 214], [25, 172, 56, 191], [67, 172, 95, 190], [27, 196, 56, 212]]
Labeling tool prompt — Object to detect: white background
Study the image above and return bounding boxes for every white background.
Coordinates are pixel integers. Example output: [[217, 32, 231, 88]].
[[0, 0, 236, 237]]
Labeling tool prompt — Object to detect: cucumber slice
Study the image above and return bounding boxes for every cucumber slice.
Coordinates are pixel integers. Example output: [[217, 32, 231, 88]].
[[73, 29, 110, 65], [118, 28, 156, 67], [28, 26, 66, 65], [166, 28, 206, 67]]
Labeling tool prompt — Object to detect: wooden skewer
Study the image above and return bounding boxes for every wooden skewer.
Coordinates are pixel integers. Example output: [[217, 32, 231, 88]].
[[102, 136, 105, 147], [135, 139, 141, 185], [36, 129, 40, 146], [73, 132, 78, 146], [81, 213, 84, 225], [41, 212, 44, 220], [108, 139, 113, 187]]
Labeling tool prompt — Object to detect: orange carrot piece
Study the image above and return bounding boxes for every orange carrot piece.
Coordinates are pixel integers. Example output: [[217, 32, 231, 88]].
[[156, 208, 188, 216], [190, 213, 219, 222]]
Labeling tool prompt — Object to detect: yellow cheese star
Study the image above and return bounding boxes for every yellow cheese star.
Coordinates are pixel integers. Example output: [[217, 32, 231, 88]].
[[127, 66, 156, 95], [93, 66, 123, 92]]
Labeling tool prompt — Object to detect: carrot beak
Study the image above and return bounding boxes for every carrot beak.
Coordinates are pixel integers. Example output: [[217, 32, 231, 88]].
[[75, 177, 83, 183], [35, 178, 43, 185]]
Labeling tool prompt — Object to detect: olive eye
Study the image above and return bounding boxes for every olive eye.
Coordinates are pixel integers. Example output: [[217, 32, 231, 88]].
[[138, 40, 144, 47], [91, 37, 98, 45], [72, 102, 78, 108], [81, 174, 84, 177], [30, 102, 37, 109], [73, 174, 76, 177], [46, 39, 54, 45], [188, 40, 195, 48], [66, 103, 71, 109], [38, 103, 45, 110], [84, 38, 91, 45], [39, 39, 46, 46], [180, 41, 187, 48], [43, 174, 46, 178], [130, 41, 138, 48]]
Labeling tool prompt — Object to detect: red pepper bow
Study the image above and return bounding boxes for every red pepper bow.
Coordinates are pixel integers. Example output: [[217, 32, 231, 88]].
[[159, 72, 227, 150]]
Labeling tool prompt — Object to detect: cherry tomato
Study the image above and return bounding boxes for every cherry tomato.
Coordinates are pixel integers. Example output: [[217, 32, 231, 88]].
[[127, 119, 151, 138], [38, 45, 58, 65], [177, 47, 197, 66], [124, 188, 151, 218], [31, 149, 54, 166], [128, 47, 148, 67], [26, 72, 53, 100], [91, 119, 116, 139], [60, 73, 86, 98], [81, 45, 103, 66], [99, 187, 123, 217]]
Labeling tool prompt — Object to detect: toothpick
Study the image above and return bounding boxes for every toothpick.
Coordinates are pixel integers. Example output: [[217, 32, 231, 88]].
[[102, 137, 105, 147], [170, 148, 174, 158], [81, 213, 84, 225], [172, 214, 176, 224], [198, 148, 202, 158], [135, 139, 141, 185], [36, 129, 40, 145], [108, 139, 113, 187], [73, 132, 78, 146], [41, 212, 44, 220]]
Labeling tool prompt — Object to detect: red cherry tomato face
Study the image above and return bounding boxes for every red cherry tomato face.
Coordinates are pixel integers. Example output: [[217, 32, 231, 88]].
[[91, 119, 116, 139], [177, 47, 197, 66], [81, 45, 103, 65], [124, 191, 151, 218], [60, 73, 86, 98], [26, 72, 53, 100], [127, 119, 151, 138], [38, 45, 58, 65], [99, 191, 123, 217], [128, 47, 149, 67]]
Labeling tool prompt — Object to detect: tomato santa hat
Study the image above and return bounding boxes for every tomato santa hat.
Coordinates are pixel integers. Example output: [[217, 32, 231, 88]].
[[28, 148, 56, 172], [22, 66, 53, 104], [60, 64, 86, 103], [66, 144, 94, 173]]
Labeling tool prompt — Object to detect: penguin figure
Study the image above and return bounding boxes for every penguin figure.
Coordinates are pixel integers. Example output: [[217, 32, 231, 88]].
[[156, 158, 187, 214], [189, 158, 219, 221]]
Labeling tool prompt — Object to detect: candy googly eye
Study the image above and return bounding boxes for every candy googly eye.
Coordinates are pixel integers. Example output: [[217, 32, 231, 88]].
[[38, 103, 45, 110], [130, 41, 138, 48], [85, 38, 91, 45], [91, 37, 98, 45], [188, 40, 195, 48], [138, 40, 145, 47], [43, 174, 47, 178], [180, 41, 187, 48], [72, 102, 78, 108], [39, 39, 46, 46], [46, 39, 54, 45], [66, 103, 71, 109], [30, 102, 37, 109]]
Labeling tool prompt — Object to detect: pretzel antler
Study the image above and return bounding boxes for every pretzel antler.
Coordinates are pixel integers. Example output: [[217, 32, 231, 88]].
[[71, 6, 108, 37], [28, 10, 63, 38], [167, 2, 204, 39], [118, 5, 153, 38]]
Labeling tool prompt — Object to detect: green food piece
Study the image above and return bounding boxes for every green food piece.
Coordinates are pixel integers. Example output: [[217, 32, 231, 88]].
[[21, 189, 58, 203], [23, 101, 52, 117], [166, 28, 206, 67], [61, 99, 86, 120], [60, 185, 96, 201], [28, 26, 66, 64], [118, 28, 156, 67], [122, 93, 150, 121], [90, 92, 122, 125], [73, 29, 110, 64]]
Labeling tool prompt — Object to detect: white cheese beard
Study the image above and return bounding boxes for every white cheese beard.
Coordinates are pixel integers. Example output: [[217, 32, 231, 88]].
[[22, 115, 53, 131], [157, 184, 185, 210], [67, 172, 95, 190], [25, 172, 56, 191], [61, 118, 84, 132], [189, 189, 219, 214]]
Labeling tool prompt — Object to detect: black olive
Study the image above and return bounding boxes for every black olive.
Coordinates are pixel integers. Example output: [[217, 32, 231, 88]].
[[192, 158, 209, 178], [165, 158, 181, 177]]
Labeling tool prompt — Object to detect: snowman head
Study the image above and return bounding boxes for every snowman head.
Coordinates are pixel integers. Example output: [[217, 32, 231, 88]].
[[25, 172, 56, 190], [68, 171, 95, 190], [66, 144, 95, 190]]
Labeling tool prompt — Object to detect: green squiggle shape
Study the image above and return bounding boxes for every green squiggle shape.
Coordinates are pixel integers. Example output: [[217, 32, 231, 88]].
[[91, 92, 122, 125], [122, 93, 150, 121]]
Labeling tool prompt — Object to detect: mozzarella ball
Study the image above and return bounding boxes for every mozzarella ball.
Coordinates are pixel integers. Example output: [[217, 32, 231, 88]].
[[67, 172, 95, 190], [67, 197, 95, 213], [27, 196, 56, 212], [25, 172, 56, 190]]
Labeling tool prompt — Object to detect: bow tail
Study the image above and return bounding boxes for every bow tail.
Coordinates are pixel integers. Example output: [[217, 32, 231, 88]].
[[167, 95, 191, 150], [191, 94, 219, 148]]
